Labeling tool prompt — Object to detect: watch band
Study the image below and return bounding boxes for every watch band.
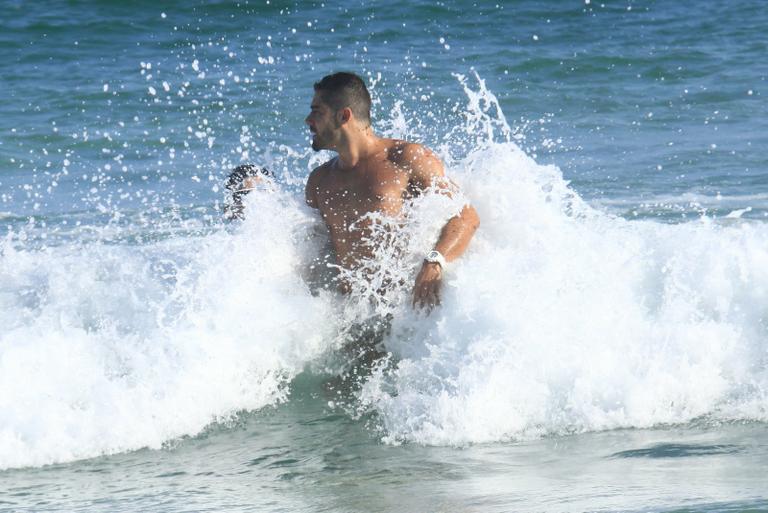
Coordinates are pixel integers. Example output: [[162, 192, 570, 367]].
[[425, 250, 447, 269]]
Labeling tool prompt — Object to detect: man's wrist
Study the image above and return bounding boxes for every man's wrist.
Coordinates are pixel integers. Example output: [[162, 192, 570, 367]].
[[424, 250, 447, 269]]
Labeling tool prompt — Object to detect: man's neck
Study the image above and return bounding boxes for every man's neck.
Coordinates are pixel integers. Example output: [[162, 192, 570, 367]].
[[336, 128, 380, 171]]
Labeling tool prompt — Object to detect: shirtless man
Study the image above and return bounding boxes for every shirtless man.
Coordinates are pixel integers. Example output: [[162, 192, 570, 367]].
[[304, 72, 479, 309]]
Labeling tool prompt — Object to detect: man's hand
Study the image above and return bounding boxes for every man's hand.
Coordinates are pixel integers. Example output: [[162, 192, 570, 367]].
[[337, 278, 352, 295], [412, 261, 443, 310]]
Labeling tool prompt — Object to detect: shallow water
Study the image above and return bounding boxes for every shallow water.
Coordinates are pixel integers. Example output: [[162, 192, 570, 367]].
[[2, 1, 768, 511], [3, 380, 768, 512]]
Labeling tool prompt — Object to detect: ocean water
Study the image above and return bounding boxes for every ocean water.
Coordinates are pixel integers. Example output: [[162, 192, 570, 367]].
[[1, 1, 768, 512]]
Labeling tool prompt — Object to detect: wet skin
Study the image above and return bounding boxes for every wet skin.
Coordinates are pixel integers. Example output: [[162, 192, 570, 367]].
[[304, 92, 479, 308], [307, 141, 423, 270]]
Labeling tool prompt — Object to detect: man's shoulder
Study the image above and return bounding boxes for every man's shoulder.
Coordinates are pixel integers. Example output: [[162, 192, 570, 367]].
[[306, 158, 337, 208], [385, 140, 444, 186], [387, 139, 440, 167], [308, 158, 336, 181]]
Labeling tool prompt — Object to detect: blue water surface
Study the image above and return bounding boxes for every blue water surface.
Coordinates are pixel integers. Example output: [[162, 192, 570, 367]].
[[2, 0, 766, 222]]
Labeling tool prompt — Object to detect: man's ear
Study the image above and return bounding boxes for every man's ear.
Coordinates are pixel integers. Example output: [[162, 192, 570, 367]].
[[337, 107, 352, 124]]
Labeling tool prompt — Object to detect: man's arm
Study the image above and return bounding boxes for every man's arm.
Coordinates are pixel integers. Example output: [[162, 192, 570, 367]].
[[305, 165, 324, 209], [404, 143, 480, 309]]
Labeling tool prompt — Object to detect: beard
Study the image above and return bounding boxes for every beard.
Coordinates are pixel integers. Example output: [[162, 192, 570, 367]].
[[310, 123, 339, 151], [311, 133, 332, 152]]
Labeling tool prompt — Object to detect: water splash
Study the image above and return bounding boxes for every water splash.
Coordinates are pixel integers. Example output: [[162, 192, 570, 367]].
[[354, 75, 768, 446], [0, 190, 337, 469], [2, 72, 768, 469]]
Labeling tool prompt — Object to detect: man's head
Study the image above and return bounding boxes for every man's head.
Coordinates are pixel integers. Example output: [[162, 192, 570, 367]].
[[306, 72, 371, 151], [224, 164, 273, 220]]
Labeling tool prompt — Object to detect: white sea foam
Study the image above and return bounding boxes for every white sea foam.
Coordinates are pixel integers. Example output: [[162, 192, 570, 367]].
[[0, 191, 338, 469], [355, 77, 768, 445], [358, 139, 768, 445]]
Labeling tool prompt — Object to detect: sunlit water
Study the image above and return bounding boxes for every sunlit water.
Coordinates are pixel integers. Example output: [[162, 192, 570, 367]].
[[2, 1, 767, 512]]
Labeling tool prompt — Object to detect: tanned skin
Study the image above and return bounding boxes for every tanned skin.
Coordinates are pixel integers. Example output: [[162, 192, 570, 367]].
[[304, 91, 480, 310]]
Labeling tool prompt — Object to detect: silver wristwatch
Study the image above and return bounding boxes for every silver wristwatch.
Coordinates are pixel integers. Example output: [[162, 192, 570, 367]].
[[425, 250, 447, 269]]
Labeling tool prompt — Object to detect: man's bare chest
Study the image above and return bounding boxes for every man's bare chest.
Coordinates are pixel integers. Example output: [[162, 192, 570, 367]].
[[315, 165, 410, 227]]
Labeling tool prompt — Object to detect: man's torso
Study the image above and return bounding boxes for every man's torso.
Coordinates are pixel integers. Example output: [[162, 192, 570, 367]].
[[311, 140, 419, 270]]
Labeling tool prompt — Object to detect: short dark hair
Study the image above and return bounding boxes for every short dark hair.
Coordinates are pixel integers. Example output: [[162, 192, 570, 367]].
[[224, 164, 272, 220], [314, 72, 371, 126], [225, 164, 271, 193]]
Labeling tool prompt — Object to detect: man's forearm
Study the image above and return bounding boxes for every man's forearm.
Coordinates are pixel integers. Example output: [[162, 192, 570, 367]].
[[432, 205, 480, 262], [412, 204, 478, 309]]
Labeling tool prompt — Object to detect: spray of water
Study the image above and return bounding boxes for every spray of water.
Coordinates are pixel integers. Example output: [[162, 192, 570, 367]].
[[1, 73, 767, 469], [355, 75, 768, 445]]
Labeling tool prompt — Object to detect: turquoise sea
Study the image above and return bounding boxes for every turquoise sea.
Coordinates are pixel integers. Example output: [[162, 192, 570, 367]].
[[2, 1, 767, 511]]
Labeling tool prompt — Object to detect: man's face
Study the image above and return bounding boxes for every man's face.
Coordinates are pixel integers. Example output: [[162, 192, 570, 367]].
[[305, 92, 340, 151]]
